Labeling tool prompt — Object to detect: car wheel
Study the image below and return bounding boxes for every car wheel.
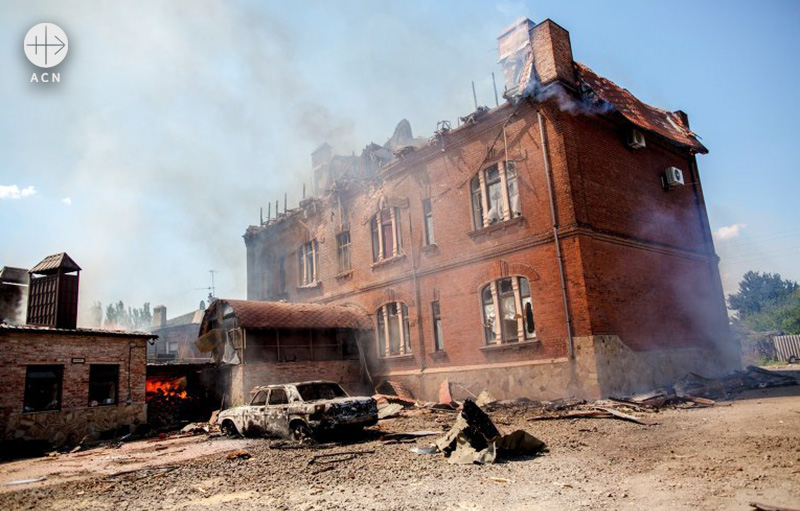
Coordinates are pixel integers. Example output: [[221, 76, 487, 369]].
[[789, 355, 799, 364], [290, 421, 312, 443], [221, 420, 239, 438]]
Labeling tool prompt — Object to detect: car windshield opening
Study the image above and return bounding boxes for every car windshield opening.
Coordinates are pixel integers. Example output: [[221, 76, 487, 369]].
[[295, 383, 347, 402]]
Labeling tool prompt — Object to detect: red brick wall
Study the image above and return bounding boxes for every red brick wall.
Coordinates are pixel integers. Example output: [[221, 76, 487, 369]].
[[0, 330, 148, 419], [243, 96, 728, 385]]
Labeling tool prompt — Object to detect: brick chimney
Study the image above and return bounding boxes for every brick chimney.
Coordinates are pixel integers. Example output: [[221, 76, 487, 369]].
[[531, 19, 575, 86], [498, 18, 575, 96], [153, 304, 167, 329]]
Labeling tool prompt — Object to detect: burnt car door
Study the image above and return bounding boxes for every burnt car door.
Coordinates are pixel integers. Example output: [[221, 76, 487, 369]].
[[264, 387, 290, 437], [243, 389, 268, 436]]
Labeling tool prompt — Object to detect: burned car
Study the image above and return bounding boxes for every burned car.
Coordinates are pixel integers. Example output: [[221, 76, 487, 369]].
[[218, 381, 377, 440]]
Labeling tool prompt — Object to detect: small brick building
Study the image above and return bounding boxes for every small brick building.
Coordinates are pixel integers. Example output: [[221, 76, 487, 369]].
[[0, 253, 154, 449], [241, 18, 738, 401]]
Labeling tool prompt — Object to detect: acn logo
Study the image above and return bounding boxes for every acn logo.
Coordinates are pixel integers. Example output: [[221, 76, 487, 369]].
[[24, 23, 68, 69]]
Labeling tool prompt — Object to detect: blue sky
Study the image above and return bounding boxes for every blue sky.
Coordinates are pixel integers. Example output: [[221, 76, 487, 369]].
[[1, 1, 798, 323]]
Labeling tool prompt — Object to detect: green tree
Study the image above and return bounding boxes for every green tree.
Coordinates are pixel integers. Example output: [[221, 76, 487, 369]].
[[728, 271, 800, 334], [103, 301, 152, 331]]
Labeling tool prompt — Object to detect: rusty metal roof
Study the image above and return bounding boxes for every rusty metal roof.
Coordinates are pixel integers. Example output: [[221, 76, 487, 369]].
[[575, 62, 707, 154], [0, 323, 156, 339], [29, 252, 82, 274], [215, 299, 372, 331]]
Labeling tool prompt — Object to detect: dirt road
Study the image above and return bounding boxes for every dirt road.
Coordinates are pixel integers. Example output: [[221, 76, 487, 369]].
[[1, 385, 799, 510]]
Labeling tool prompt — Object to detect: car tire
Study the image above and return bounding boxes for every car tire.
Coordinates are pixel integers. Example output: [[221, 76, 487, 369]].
[[290, 421, 312, 443], [789, 355, 799, 364], [221, 420, 239, 438]]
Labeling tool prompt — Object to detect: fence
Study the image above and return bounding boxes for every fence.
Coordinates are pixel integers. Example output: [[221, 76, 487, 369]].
[[773, 335, 800, 362]]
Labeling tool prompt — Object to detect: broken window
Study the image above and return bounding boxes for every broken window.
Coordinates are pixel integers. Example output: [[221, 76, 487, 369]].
[[268, 388, 288, 405], [375, 302, 411, 357], [336, 231, 351, 274], [370, 206, 402, 262], [481, 276, 535, 345], [88, 364, 119, 407], [23, 365, 63, 412], [432, 300, 444, 351], [298, 240, 317, 286], [251, 390, 267, 406], [470, 161, 521, 229], [423, 198, 435, 246]]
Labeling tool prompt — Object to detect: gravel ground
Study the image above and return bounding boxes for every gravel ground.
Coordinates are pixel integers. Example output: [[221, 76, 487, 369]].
[[2, 381, 799, 511]]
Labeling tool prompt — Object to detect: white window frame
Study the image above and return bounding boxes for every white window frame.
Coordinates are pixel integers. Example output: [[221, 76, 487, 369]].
[[481, 276, 535, 345], [298, 240, 318, 286], [375, 301, 411, 357], [470, 161, 521, 229], [336, 231, 351, 274], [371, 206, 402, 262]]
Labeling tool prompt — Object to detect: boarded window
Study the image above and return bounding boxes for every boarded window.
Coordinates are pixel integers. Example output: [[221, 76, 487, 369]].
[[89, 365, 119, 406], [24, 365, 63, 412]]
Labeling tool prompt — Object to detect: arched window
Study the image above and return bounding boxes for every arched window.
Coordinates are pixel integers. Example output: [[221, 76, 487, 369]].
[[480, 276, 535, 345], [376, 302, 411, 357], [470, 161, 521, 229], [371, 206, 402, 262]]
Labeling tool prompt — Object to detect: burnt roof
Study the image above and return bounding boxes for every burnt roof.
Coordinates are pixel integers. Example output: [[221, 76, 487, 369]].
[[575, 62, 707, 154], [207, 299, 372, 331], [0, 267, 29, 284], [0, 323, 157, 339], [29, 252, 82, 275]]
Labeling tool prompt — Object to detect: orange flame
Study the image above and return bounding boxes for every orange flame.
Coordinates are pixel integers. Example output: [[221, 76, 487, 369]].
[[146, 376, 188, 399]]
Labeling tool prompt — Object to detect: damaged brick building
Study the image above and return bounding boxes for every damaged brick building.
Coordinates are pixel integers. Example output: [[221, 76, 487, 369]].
[[0, 253, 153, 448], [239, 18, 737, 402]]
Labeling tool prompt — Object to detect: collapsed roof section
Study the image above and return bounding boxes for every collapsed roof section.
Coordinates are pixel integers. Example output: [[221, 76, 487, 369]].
[[574, 62, 707, 154]]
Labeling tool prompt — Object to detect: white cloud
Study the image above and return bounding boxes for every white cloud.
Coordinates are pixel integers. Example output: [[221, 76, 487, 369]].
[[714, 223, 747, 241], [61, 197, 72, 206], [0, 185, 36, 200]]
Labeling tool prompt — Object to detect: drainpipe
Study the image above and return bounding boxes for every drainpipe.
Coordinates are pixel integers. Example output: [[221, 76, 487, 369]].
[[407, 209, 427, 371], [537, 110, 575, 359]]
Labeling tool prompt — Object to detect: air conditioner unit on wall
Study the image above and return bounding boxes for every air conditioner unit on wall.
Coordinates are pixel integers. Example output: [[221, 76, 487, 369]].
[[664, 167, 685, 188], [627, 128, 646, 149]]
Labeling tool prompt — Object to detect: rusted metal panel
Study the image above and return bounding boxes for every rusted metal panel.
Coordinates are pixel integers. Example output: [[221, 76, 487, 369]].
[[774, 335, 800, 362], [28, 252, 81, 274], [202, 299, 372, 332]]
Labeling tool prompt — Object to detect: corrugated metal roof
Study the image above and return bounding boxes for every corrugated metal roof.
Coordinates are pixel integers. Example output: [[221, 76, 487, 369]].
[[210, 299, 372, 331], [575, 62, 708, 154], [0, 323, 157, 339], [29, 253, 82, 274]]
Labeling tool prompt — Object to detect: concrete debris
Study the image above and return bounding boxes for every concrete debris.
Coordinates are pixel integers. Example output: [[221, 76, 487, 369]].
[[475, 390, 497, 408], [180, 423, 210, 435], [436, 399, 545, 465], [375, 380, 415, 401], [377, 403, 404, 420]]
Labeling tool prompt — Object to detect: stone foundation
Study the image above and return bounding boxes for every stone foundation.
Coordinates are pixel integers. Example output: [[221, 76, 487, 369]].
[[375, 335, 741, 402], [2, 403, 147, 447]]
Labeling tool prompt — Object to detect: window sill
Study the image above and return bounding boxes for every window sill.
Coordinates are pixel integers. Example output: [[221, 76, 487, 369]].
[[379, 353, 414, 361], [421, 243, 439, 255], [371, 252, 406, 269], [297, 281, 321, 291], [468, 215, 524, 239], [430, 350, 448, 359], [335, 270, 353, 280], [479, 339, 539, 352]]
